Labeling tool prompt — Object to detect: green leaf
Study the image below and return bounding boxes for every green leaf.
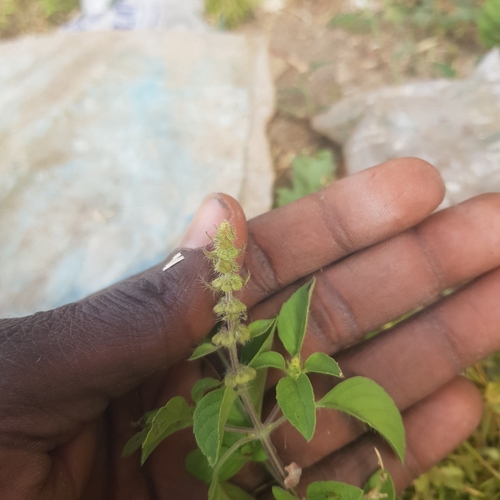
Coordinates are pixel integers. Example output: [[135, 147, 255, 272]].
[[122, 427, 149, 457], [316, 377, 405, 461], [225, 398, 252, 430], [209, 480, 255, 500], [141, 396, 193, 464], [272, 486, 297, 500], [250, 351, 286, 371], [221, 483, 255, 500], [304, 352, 343, 378], [250, 440, 268, 462], [432, 62, 457, 79], [277, 278, 315, 357], [478, 0, 500, 48], [241, 321, 276, 417], [276, 373, 316, 441], [363, 469, 395, 500], [191, 377, 222, 403], [307, 480, 364, 500], [248, 318, 276, 338], [208, 479, 227, 500], [241, 320, 276, 365], [217, 451, 248, 483], [186, 447, 248, 484], [277, 150, 336, 206], [194, 386, 237, 466], [186, 448, 213, 483], [189, 342, 220, 360]]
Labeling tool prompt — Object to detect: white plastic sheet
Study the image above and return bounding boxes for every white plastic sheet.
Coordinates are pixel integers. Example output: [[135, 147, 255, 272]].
[[0, 31, 274, 317]]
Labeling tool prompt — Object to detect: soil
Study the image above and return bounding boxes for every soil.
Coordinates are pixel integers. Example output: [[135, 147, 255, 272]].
[[236, 0, 485, 201], [1, 0, 486, 200]]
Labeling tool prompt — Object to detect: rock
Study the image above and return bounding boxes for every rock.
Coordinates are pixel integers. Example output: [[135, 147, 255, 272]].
[[312, 48, 500, 210]]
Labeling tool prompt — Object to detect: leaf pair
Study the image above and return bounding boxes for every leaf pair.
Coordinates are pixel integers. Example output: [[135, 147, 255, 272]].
[[274, 279, 342, 443], [274, 279, 405, 463], [276, 373, 405, 460], [277, 279, 315, 358], [275, 278, 341, 378]]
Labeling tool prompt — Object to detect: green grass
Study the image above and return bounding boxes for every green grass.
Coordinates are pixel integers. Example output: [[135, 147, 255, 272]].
[[0, 0, 78, 38], [204, 0, 258, 29], [276, 150, 336, 207], [329, 0, 482, 42], [477, 0, 500, 47], [329, 0, 485, 80], [402, 353, 500, 499]]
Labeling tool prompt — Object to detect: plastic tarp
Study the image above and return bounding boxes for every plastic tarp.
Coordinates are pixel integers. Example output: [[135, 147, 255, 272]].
[[0, 31, 274, 317]]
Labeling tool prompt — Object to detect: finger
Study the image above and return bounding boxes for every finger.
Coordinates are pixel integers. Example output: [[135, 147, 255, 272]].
[[253, 193, 500, 357], [0, 193, 247, 452], [307, 193, 500, 355], [295, 376, 483, 496], [273, 263, 500, 467], [242, 158, 444, 304]]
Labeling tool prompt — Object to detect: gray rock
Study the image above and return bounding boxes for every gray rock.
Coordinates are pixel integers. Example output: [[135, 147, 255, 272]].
[[0, 31, 274, 317], [312, 48, 500, 210]]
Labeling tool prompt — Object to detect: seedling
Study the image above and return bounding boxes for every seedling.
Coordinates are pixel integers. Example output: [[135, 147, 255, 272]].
[[123, 221, 405, 499]]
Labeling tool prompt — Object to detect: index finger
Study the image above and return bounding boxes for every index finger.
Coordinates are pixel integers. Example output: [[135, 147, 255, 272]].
[[242, 158, 444, 306]]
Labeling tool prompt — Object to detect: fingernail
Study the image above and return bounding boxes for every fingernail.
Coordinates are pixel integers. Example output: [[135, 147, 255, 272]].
[[180, 194, 229, 249]]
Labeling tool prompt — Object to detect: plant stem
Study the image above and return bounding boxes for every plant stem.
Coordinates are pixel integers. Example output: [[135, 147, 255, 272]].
[[267, 416, 287, 434], [226, 341, 287, 486], [218, 258, 290, 491], [264, 403, 282, 426], [224, 425, 255, 434]]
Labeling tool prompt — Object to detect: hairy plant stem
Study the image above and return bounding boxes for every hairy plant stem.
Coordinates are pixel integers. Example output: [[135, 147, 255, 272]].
[[224, 425, 255, 434], [264, 403, 282, 426], [210, 225, 300, 497], [227, 341, 287, 488], [267, 416, 287, 434]]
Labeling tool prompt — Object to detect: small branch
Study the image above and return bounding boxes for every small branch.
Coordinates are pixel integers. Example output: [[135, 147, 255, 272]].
[[228, 343, 240, 372], [267, 416, 287, 434], [224, 425, 256, 434], [264, 403, 282, 426], [238, 384, 287, 487]]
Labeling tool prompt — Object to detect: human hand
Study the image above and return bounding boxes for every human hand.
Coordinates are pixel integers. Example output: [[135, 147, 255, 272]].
[[1, 158, 498, 500]]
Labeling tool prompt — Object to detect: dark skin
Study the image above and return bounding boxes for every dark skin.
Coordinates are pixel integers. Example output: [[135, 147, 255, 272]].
[[2, 157, 499, 499]]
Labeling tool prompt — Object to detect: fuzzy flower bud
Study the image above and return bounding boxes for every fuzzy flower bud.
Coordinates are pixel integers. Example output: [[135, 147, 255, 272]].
[[288, 356, 302, 379], [235, 366, 257, 385]]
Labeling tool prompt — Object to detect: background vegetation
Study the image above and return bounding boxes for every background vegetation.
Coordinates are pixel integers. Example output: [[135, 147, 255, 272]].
[[0, 0, 77, 38]]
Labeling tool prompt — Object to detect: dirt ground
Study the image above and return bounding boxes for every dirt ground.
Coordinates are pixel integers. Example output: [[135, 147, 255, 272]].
[[236, 0, 485, 197], [1, 0, 486, 197]]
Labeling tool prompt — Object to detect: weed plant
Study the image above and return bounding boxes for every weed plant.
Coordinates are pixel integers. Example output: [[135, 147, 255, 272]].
[[477, 0, 500, 48], [123, 221, 406, 499], [0, 0, 77, 38]]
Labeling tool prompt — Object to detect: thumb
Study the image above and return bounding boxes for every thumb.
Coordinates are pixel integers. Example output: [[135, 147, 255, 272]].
[[0, 193, 247, 447]]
